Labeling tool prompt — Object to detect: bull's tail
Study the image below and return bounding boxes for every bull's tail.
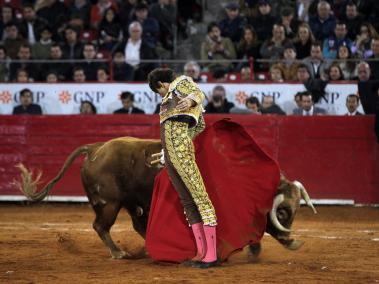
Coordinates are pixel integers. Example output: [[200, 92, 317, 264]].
[[14, 145, 90, 202]]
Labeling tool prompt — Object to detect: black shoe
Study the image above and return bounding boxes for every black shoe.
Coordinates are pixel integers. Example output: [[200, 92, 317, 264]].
[[189, 260, 220, 269]]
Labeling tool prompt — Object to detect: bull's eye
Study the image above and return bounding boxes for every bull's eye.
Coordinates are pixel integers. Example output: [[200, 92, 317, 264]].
[[277, 208, 289, 222], [136, 207, 144, 217]]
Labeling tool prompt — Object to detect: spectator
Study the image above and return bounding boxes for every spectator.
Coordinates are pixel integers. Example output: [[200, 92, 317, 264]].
[[351, 23, 378, 59], [118, 0, 137, 29], [293, 91, 327, 115], [19, 4, 48, 45], [218, 2, 247, 44], [296, 63, 328, 103], [327, 63, 344, 81], [260, 95, 286, 115], [113, 91, 145, 114], [260, 24, 291, 61], [302, 42, 330, 79], [293, 23, 315, 60], [90, 0, 118, 30], [98, 7, 122, 52], [68, 0, 92, 30], [322, 21, 352, 59], [46, 71, 59, 83], [279, 6, 301, 40], [249, 0, 277, 42], [112, 50, 134, 81], [128, 2, 159, 48], [72, 66, 86, 82], [278, 44, 300, 80], [0, 5, 15, 41], [0, 45, 9, 81], [183, 60, 203, 82], [367, 37, 379, 80], [309, 1, 336, 41], [293, 91, 304, 113], [32, 25, 53, 60], [200, 22, 236, 72], [357, 61, 371, 82], [240, 66, 252, 81], [3, 22, 27, 59], [345, 94, 363, 115], [269, 64, 285, 82], [15, 68, 31, 83], [204, 85, 234, 113], [357, 61, 378, 114], [96, 67, 109, 82], [13, 88, 42, 115], [79, 43, 104, 81], [80, 100, 97, 114], [36, 0, 68, 36], [45, 44, 71, 81], [230, 95, 261, 114], [149, 0, 177, 50], [341, 1, 363, 41], [9, 44, 39, 81], [235, 25, 261, 71], [114, 21, 157, 81], [357, 0, 379, 32], [245, 96, 261, 114], [61, 25, 84, 60], [337, 45, 358, 80]]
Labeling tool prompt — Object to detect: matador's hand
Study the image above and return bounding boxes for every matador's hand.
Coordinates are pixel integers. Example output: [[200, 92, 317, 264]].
[[176, 98, 195, 111]]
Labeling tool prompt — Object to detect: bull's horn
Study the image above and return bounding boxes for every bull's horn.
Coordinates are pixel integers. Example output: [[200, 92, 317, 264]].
[[293, 181, 318, 214], [270, 194, 291, 233]]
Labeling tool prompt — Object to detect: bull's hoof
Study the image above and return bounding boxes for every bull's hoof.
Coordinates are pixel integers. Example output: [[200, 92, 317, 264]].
[[247, 243, 261, 262], [285, 240, 304, 250], [111, 250, 132, 259]]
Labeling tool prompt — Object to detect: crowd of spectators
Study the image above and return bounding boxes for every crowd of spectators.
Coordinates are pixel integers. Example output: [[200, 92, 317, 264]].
[[0, 0, 178, 82]]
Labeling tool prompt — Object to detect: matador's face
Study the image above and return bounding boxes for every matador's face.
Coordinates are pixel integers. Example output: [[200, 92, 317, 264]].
[[156, 82, 170, 97]]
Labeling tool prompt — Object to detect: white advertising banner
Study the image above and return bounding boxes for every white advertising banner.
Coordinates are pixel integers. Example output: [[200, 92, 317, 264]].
[[0, 82, 360, 115]]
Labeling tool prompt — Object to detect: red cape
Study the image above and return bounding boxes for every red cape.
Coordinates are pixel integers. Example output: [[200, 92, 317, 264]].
[[145, 119, 280, 262]]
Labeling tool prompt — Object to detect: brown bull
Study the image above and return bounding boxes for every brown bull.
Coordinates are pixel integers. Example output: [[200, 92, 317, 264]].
[[16, 137, 316, 260]]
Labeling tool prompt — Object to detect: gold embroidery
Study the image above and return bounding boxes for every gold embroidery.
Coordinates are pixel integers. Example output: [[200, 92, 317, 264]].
[[164, 120, 217, 226]]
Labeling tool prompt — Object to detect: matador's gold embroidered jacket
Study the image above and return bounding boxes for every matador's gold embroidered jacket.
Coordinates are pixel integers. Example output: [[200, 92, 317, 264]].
[[159, 75, 205, 136]]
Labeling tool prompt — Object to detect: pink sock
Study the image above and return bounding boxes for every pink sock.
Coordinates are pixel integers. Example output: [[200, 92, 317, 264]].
[[191, 222, 206, 261], [202, 225, 217, 263]]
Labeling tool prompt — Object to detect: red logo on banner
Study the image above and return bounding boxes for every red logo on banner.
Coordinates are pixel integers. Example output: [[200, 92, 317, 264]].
[[59, 91, 72, 104], [0, 91, 12, 104], [235, 91, 248, 104]]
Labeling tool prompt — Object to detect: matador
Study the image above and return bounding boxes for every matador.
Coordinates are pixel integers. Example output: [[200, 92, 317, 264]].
[[148, 68, 218, 268]]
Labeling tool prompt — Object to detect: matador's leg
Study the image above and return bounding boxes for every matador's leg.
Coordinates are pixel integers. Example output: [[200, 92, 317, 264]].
[[161, 120, 217, 226]]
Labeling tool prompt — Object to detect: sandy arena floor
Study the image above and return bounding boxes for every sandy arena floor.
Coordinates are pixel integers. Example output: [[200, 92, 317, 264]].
[[0, 204, 378, 283]]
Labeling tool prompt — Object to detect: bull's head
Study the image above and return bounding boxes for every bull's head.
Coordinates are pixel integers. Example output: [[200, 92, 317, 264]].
[[266, 175, 317, 250]]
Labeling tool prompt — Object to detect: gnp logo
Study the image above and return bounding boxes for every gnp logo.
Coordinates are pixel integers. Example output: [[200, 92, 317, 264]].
[[58, 90, 72, 104], [0, 91, 12, 104]]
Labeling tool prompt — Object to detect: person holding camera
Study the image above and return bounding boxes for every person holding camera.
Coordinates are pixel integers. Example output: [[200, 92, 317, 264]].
[[200, 22, 236, 72], [204, 85, 235, 113]]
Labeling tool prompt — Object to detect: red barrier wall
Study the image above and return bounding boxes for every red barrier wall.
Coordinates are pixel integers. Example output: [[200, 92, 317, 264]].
[[1, 115, 378, 204]]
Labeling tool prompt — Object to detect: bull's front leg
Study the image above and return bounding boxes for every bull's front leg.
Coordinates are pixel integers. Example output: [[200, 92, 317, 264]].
[[247, 243, 262, 262], [92, 201, 132, 259]]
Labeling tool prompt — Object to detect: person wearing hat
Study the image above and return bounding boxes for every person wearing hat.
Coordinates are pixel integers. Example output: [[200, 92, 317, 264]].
[[32, 25, 53, 60], [218, 2, 247, 44], [248, 0, 277, 42]]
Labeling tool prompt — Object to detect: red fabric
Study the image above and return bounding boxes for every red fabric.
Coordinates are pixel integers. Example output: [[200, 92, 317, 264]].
[[145, 119, 280, 262]]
